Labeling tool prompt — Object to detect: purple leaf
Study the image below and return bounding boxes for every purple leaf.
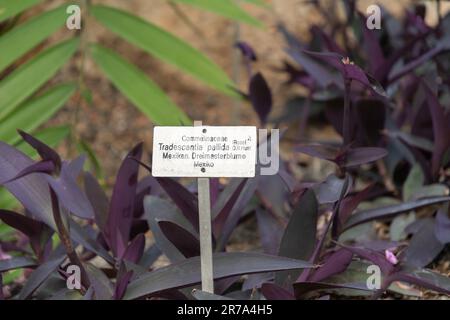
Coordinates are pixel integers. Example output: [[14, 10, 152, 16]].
[[0, 210, 52, 256], [339, 147, 387, 167], [310, 26, 346, 56], [257, 169, 291, 217], [339, 183, 374, 226], [105, 143, 143, 258], [44, 162, 94, 220], [296, 144, 387, 168], [0, 257, 36, 272], [344, 196, 450, 230], [0, 142, 54, 226], [1, 160, 54, 184], [140, 245, 161, 268], [388, 45, 445, 84], [295, 143, 340, 162], [313, 174, 349, 204], [435, 207, 450, 244], [132, 176, 162, 218], [302, 50, 387, 97], [235, 41, 257, 61], [209, 178, 220, 207], [124, 252, 313, 300], [308, 249, 354, 282], [286, 48, 341, 89], [18, 255, 66, 299], [159, 221, 200, 258], [144, 196, 198, 262], [248, 72, 272, 125], [261, 283, 295, 300], [423, 83, 450, 178], [114, 270, 134, 300], [18, 130, 61, 171], [212, 178, 247, 237], [358, 12, 385, 77], [403, 218, 445, 268], [242, 273, 274, 291], [155, 177, 199, 231], [122, 233, 146, 264], [390, 270, 450, 296], [216, 177, 258, 251], [66, 155, 86, 179], [335, 244, 395, 274], [85, 264, 114, 300], [281, 61, 316, 89], [255, 208, 284, 255], [191, 289, 233, 300], [84, 172, 109, 232], [275, 189, 318, 286]]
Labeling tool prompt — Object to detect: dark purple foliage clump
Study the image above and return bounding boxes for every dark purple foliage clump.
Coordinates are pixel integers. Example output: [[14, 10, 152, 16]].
[[0, 1, 450, 300]]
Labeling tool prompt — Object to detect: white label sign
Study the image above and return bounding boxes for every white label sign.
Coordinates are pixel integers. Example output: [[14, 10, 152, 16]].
[[152, 126, 257, 177]]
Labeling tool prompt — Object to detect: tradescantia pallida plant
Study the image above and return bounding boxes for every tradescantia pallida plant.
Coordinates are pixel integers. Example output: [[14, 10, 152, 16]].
[[0, 131, 313, 300], [1, 0, 450, 301], [230, 0, 450, 299], [0, 131, 449, 300]]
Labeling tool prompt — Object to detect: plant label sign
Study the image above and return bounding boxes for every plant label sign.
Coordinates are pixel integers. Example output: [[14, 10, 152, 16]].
[[152, 126, 257, 178]]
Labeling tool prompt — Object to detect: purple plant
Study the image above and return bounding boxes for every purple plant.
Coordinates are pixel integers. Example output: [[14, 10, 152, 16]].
[[1, 1, 450, 301]]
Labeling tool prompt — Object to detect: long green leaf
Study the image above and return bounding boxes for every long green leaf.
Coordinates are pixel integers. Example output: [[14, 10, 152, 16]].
[[241, 0, 269, 7], [0, 38, 79, 122], [90, 44, 191, 125], [90, 5, 235, 96], [0, 5, 67, 73], [169, 0, 263, 27], [0, 84, 76, 145], [0, 0, 41, 23]]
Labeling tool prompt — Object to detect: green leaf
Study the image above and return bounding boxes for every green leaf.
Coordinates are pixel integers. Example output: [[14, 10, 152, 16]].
[[0, 0, 41, 23], [90, 44, 191, 125], [0, 84, 76, 145], [0, 5, 67, 73], [241, 0, 269, 7], [90, 5, 235, 96], [77, 140, 103, 179], [169, 0, 263, 27], [403, 164, 424, 201], [0, 38, 79, 122]]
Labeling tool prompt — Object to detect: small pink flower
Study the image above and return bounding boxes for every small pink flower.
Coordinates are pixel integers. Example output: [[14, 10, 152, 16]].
[[385, 249, 398, 265], [0, 245, 11, 260], [0, 251, 11, 261], [341, 57, 354, 65]]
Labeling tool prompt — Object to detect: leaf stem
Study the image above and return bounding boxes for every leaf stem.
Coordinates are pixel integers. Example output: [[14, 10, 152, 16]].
[[49, 187, 90, 291], [343, 79, 352, 146]]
